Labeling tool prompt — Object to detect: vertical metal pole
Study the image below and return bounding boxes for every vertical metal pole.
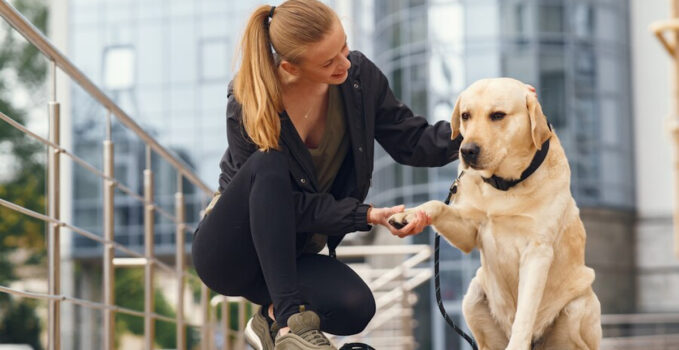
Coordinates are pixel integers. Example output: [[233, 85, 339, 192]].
[[222, 297, 230, 350], [47, 60, 61, 350], [672, 0, 679, 259], [236, 299, 246, 349], [103, 111, 115, 350], [175, 174, 186, 350], [201, 284, 210, 350], [400, 266, 412, 350], [144, 146, 155, 350]]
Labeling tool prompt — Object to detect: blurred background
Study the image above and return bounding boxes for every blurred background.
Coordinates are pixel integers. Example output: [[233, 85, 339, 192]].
[[0, 0, 678, 349]]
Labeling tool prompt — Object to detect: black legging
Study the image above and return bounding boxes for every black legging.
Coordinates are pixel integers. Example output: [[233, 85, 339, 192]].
[[191, 150, 375, 335]]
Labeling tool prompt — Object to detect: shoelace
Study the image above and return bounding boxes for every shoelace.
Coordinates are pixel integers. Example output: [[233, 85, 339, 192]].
[[300, 329, 331, 346]]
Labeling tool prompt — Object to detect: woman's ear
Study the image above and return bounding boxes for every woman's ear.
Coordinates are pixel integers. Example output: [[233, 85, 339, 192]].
[[280, 60, 300, 77]]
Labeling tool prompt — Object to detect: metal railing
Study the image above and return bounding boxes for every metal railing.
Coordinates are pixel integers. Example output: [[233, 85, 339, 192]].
[[601, 313, 679, 350], [0, 2, 434, 350], [0, 1, 211, 349]]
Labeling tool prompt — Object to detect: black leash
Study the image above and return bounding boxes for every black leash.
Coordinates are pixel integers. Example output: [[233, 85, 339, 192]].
[[434, 176, 478, 350]]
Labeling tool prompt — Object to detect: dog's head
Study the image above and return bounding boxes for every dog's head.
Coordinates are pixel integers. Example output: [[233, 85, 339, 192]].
[[451, 78, 552, 177]]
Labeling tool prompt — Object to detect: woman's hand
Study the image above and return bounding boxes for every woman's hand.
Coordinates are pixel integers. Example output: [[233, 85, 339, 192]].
[[368, 205, 432, 238], [526, 84, 537, 95]]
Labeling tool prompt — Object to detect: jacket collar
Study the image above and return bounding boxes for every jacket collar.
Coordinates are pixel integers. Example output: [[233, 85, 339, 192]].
[[279, 112, 320, 192]]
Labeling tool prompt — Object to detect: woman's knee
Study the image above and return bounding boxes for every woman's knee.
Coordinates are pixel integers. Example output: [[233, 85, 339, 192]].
[[332, 286, 376, 335], [249, 149, 288, 173]]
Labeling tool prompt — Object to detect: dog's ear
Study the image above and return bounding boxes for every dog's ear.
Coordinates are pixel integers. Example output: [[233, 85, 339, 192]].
[[451, 95, 461, 140], [526, 92, 552, 150]]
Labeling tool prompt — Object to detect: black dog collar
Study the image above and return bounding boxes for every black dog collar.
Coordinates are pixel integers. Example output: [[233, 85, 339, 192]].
[[481, 138, 551, 191]]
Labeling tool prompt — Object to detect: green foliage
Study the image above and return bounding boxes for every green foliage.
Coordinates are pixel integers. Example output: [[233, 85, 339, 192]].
[[0, 0, 48, 348], [114, 268, 200, 349], [0, 299, 43, 350]]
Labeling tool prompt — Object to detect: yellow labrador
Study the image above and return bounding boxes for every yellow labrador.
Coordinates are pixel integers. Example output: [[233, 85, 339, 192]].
[[389, 78, 601, 349]]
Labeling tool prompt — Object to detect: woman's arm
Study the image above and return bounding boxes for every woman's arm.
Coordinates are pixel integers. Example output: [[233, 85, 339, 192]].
[[369, 59, 463, 167]]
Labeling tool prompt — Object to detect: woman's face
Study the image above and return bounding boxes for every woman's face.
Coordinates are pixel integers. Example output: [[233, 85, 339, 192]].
[[290, 20, 351, 85]]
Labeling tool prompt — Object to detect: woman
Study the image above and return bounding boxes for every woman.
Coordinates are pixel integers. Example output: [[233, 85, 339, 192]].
[[191, 1, 461, 349]]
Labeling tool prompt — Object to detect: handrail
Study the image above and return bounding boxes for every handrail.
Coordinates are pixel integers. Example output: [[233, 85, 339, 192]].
[[0, 0, 212, 195]]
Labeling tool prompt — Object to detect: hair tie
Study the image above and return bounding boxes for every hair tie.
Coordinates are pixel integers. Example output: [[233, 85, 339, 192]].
[[268, 6, 276, 19]]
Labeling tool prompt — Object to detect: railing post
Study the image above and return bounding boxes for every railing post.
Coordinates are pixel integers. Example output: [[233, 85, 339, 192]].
[[237, 298, 247, 349], [400, 266, 413, 350], [673, 0, 679, 259], [103, 111, 115, 350], [47, 59, 61, 350], [201, 284, 210, 350], [175, 174, 186, 350], [144, 146, 155, 350], [222, 296, 230, 350]]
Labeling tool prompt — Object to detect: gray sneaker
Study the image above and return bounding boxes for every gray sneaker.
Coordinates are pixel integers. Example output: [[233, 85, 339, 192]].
[[274, 309, 336, 350], [245, 306, 276, 350]]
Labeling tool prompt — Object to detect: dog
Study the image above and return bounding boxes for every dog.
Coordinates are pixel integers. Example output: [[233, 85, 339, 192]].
[[388, 78, 601, 349]]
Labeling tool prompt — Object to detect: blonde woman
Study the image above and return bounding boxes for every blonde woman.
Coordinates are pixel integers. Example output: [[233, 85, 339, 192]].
[[191, 1, 461, 349]]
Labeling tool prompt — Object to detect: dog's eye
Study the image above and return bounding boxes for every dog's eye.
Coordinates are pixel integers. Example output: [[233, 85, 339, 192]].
[[490, 112, 506, 121], [461, 112, 470, 121]]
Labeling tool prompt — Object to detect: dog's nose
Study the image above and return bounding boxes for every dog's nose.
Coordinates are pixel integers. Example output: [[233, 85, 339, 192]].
[[461, 142, 480, 164]]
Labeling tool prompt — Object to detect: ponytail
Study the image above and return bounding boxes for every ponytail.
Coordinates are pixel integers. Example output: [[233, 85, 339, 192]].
[[234, 5, 282, 151], [233, 0, 338, 151]]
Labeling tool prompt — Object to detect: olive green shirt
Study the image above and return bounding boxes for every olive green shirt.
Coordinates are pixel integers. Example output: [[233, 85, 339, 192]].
[[304, 85, 349, 253]]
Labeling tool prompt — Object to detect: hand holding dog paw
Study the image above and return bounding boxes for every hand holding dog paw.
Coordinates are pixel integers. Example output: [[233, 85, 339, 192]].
[[383, 208, 432, 238]]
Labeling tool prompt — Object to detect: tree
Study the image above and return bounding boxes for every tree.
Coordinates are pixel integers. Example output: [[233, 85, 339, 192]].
[[0, 0, 48, 348]]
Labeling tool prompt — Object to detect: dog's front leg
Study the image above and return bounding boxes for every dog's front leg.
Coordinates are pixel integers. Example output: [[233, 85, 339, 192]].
[[388, 201, 478, 253], [506, 243, 554, 350]]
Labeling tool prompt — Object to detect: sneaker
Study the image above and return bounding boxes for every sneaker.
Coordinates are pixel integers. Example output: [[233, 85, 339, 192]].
[[245, 306, 276, 350], [274, 309, 336, 350]]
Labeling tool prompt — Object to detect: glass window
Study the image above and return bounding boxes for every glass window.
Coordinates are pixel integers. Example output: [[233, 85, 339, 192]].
[[170, 86, 196, 114], [201, 17, 228, 38], [200, 38, 230, 82], [572, 3, 594, 38], [600, 99, 618, 147], [466, 3, 499, 39], [539, 55, 566, 128], [170, 0, 195, 18], [501, 1, 533, 40], [72, 29, 102, 79], [539, 4, 564, 33], [137, 22, 164, 87], [138, 88, 164, 117], [408, 11, 427, 44], [465, 52, 500, 83], [103, 45, 136, 91], [169, 20, 197, 84], [138, 0, 164, 20], [503, 48, 537, 85], [575, 47, 596, 90], [598, 55, 620, 94], [596, 6, 620, 43]]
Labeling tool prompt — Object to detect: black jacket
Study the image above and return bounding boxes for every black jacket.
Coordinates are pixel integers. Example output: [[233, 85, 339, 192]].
[[219, 51, 462, 253]]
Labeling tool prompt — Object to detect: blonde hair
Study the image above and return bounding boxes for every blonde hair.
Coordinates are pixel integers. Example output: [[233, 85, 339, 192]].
[[234, 0, 339, 151]]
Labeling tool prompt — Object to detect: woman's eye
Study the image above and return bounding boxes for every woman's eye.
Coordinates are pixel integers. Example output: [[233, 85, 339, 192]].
[[490, 112, 506, 121], [323, 61, 333, 68], [461, 112, 470, 121]]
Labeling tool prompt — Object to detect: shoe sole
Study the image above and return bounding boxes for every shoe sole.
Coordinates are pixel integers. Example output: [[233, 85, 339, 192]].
[[245, 317, 264, 350]]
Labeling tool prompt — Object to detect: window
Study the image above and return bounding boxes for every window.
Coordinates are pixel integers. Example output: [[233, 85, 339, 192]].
[[103, 45, 136, 91], [199, 38, 230, 82]]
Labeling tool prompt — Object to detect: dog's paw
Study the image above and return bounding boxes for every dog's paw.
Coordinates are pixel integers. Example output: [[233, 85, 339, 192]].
[[388, 211, 415, 229]]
